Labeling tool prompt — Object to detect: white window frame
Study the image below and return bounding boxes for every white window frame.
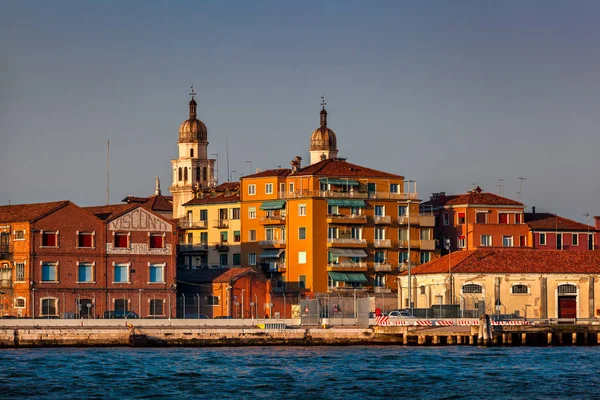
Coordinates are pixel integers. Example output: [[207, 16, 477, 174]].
[[572, 233, 579, 247], [76, 231, 96, 249], [41, 261, 59, 283], [14, 297, 26, 309], [13, 230, 25, 241], [248, 184, 256, 195], [502, 236, 513, 247], [298, 251, 307, 264], [148, 262, 166, 284], [457, 237, 466, 249], [298, 204, 306, 216], [248, 207, 256, 219], [480, 235, 492, 247], [15, 261, 26, 282], [40, 230, 59, 248], [40, 297, 59, 317], [248, 253, 257, 266], [289, 182, 295, 193], [76, 261, 95, 284], [539, 232, 546, 246], [298, 227, 306, 240], [249, 230, 256, 241], [113, 262, 131, 284], [265, 183, 273, 194], [511, 284, 529, 295]]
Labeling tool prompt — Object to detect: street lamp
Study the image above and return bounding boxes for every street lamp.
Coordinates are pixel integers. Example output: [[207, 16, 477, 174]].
[[445, 238, 452, 305], [495, 298, 501, 321], [241, 289, 246, 320], [407, 199, 412, 312]]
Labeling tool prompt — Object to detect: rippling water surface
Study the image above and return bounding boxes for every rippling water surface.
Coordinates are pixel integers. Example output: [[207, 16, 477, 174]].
[[0, 346, 598, 399]]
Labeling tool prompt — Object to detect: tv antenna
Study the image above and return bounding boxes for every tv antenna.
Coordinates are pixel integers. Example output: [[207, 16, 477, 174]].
[[516, 177, 526, 200], [497, 178, 504, 196]]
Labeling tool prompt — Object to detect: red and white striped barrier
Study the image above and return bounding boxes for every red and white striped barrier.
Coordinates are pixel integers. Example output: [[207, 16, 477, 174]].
[[435, 320, 454, 326], [491, 320, 531, 326], [393, 320, 412, 326], [415, 320, 433, 326], [375, 315, 390, 326], [457, 319, 480, 326]]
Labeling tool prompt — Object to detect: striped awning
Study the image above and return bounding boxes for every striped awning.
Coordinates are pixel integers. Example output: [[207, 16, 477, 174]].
[[329, 249, 368, 258], [320, 178, 359, 186], [326, 199, 366, 207], [259, 249, 284, 259], [259, 200, 286, 210]]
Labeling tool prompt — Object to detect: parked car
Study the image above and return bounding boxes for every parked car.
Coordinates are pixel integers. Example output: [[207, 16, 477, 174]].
[[387, 310, 416, 318], [103, 311, 140, 319]]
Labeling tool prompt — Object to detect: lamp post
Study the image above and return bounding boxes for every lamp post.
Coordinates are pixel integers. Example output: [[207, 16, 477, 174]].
[[495, 298, 501, 321], [407, 199, 412, 312], [241, 289, 245, 320], [445, 238, 452, 305]]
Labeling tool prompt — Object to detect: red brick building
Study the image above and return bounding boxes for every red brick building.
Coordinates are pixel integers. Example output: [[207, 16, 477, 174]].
[[526, 208, 595, 250]]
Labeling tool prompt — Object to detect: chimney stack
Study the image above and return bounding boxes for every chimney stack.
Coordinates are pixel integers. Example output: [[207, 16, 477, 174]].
[[532, 206, 536, 214]]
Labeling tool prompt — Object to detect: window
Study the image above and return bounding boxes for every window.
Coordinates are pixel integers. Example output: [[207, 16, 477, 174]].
[[420, 252, 430, 264], [203, 167, 207, 181], [556, 233, 563, 250], [114, 264, 129, 283], [196, 167, 200, 181], [184, 168, 188, 181], [375, 275, 386, 287], [480, 235, 492, 247], [78, 232, 94, 248], [462, 284, 483, 294], [398, 206, 407, 216], [114, 233, 129, 248], [14, 230, 25, 240], [327, 205, 339, 215], [178, 167, 182, 181], [149, 264, 164, 283], [149, 299, 164, 316], [443, 213, 449, 226], [41, 262, 57, 282], [280, 183, 285, 193], [233, 253, 241, 266], [476, 212, 487, 224], [299, 227, 306, 240], [248, 207, 256, 219], [14, 298, 25, 308], [200, 209, 208, 221], [375, 205, 385, 216], [298, 251, 307, 264], [328, 227, 338, 239], [231, 208, 240, 220], [512, 284, 529, 294], [539, 233, 546, 245], [420, 285, 426, 295], [220, 231, 228, 243], [399, 229, 408, 241], [298, 204, 306, 216], [502, 236, 513, 247], [249, 230, 256, 241], [41, 298, 58, 316], [220, 254, 228, 267], [200, 232, 208, 244], [190, 148, 194, 157], [207, 295, 219, 306], [572, 233, 579, 246], [399, 251, 409, 263], [248, 184, 256, 195], [558, 284, 577, 294], [218, 208, 228, 220], [374, 251, 385, 263], [41, 231, 58, 247], [78, 263, 93, 283], [299, 275, 306, 289], [149, 234, 164, 249], [519, 236, 527, 247], [15, 262, 25, 282], [420, 229, 430, 240], [589, 234, 594, 250], [390, 183, 399, 193], [233, 231, 241, 242], [375, 227, 385, 240], [498, 213, 508, 224], [265, 183, 273, 194], [350, 206, 361, 216], [515, 214, 522, 224], [457, 213, 465, 224], [457, 236, 466, 249], [351, 227, 361, 239], [248, 253, 256, 265], [289, 182, 295, 193]]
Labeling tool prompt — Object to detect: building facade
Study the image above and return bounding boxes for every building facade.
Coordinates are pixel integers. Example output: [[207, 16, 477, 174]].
[[525, 208, 595, 250]]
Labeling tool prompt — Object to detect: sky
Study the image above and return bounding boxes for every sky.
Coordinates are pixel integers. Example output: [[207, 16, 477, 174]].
[[0, 0, 598, 223]]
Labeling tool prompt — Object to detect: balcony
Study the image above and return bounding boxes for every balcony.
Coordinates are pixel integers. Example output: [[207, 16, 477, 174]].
[[213, 219, 229, 228], [420, 239, 436, 251], [374, 286, 392, 294], [259, 215, 286, 225], [214, 243, 229, 252], [278, 190, 419, 200], [326, 214, 368, 224], [373, 215, 392, 224], [261, 262, 286, 273], [0, 246, 12, 261], [327, 262, 368, 271], [373, 262, 393, 272], [419, 215, 435, 227], [259, 239, 286, 248], [327, 238, 367, 247], [398, 240, 421, 249], [177, 243, 208, 252], [177, 219, 208, 229], [373, 239, 392, 248]]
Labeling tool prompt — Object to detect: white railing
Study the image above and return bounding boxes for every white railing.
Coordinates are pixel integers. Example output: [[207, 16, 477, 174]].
[[260, 215, 286, 223], [373, 263, 393, 272], [327, 238, 367, 245], [328, 262, 367, 269], [374, 286, 392, 293], [374, 215, 392, 224], [177, 220, 208, 229], [373, 239, 392, 248], [278, 190, 418, 200], [327, 214, 367, 222]]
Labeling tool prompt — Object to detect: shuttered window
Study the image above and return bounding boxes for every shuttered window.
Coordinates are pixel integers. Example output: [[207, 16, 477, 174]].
[[149, 234, 163, 249]]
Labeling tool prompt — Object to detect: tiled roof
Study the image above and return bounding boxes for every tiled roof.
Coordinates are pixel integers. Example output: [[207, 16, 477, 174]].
[[525, 213, 594, 231], [84, 204, 138, 220], [122, 194, 173, 213], [183, 192, 240, 206], [406, 248, 600, 275], [445, 191, 523, 206], [421, 195, 460, 208], [243, 169, 292, 179], [0, 201, 70, 223], [295, 158, 404, 179], [177, 267, 260, 284], [215, 182, 240, 192]]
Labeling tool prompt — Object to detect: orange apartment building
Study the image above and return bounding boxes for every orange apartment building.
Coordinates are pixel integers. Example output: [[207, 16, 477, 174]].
[[240, 104, 433, 295], [424, 187, 529, 253]]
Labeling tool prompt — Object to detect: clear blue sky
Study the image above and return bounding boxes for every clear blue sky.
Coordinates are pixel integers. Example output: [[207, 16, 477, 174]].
[[1, 0, 598, 223]]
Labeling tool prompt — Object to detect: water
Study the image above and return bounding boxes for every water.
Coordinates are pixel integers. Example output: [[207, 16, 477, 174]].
[[0, 346, 597, 399]]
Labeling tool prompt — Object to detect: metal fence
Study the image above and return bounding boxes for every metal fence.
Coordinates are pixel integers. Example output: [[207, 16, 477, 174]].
[[300, 297, 369, 327]]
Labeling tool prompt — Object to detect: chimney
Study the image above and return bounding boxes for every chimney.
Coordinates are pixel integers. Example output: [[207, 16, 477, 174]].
[[532, 206, 536, 214], [595, 216, 600, 230], [290, 156, 302, 174]]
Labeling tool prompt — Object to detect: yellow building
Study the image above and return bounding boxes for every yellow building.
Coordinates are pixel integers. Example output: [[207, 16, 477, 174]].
[[399, 248, 600, 319], [240, 104, 434, 294], [177, 183, 241, 269]]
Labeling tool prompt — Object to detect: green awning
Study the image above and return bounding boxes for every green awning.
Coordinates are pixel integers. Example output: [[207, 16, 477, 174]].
[[259, 249, 285, 259], [320, 178, 359, 186], [328, 272, 349, 282], [260, 200, 286, 210], [329, 249, 368, 258], [346, 273, 368, 283], [326, 199, 366, 207]]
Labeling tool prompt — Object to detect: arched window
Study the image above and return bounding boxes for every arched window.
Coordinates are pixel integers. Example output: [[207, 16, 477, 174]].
[[184, 168, 188, 181], [558, 284, 577, 294], [41, 298, 58, 316], [178, 167, 182, 181], [14, 297, 26, 308], [196, 167, 200, 181], [203, 167, 207, 181], [462, 284, 483, 294], [511, 284, 529, 294], [190, 148, 194, 158]]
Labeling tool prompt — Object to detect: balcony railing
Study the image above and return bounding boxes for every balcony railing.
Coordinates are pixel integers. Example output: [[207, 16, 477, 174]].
[[261, 262, 286, 273], [214, 243, 229, 252], [398, 240, 421, 249], [327, 238, 367, 246], [278, 190, 419, 200], [0, 246, 12, 261], [373, 262, 393, 272], [374, 286, 392, 294], [259, 215, 286, 224], [213, 219, 229, 228], [177, 243, 208, 252], [259, 239, 286, 246], [420, 239, 436, 251], [374, 215, 392, 224], [177, 219, 208, 229], [419, 215, 435, 227], [373, 239, 392, 248], [327, 262, 368, 271], [326, 214, 368, 224]]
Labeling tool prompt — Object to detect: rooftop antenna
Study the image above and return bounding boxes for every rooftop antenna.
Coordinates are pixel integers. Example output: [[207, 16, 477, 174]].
[[189, 84, 196, 99], [321, 95, 326, 109], [106, 140, 110, 205], [226, 135, 230, 183], [497, 178, 504, 196], [517, 177, 526, 201]]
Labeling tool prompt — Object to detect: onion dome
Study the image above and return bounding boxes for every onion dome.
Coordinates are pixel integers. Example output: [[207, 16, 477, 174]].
[[309, 106, 337, 152], [178, 97, 207, 143]]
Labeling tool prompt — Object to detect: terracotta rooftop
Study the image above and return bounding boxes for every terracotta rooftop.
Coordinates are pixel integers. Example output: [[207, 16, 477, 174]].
[[122, 194, 173, 213], [184, 191, 240, 206], [525, 213, 594, 232], [0, 201, 70, 223], [243, 158, 404, 180], [406, 248, 600, 275], [424, 187, 522, 207], [177, 267, 260, 284], [84, 204, 138, 220], [215, 182, 240, 192]]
